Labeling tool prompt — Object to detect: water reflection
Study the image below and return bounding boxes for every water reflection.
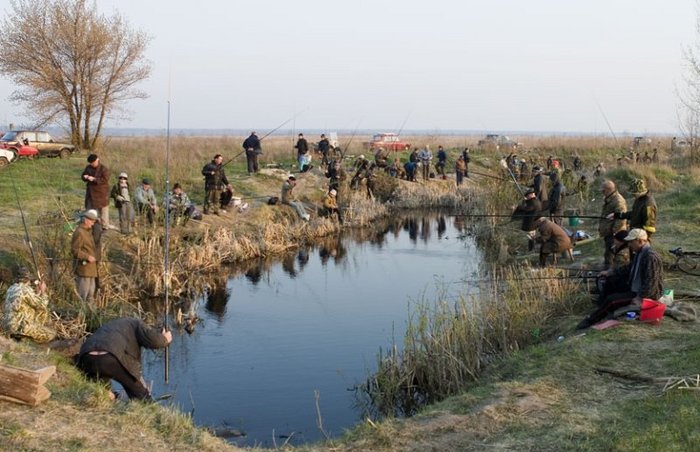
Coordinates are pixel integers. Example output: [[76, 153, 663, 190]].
[[144, 212, 481, 448]]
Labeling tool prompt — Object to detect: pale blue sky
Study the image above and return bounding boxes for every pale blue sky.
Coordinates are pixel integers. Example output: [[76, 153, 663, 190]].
[[0, 0, 696, 133]]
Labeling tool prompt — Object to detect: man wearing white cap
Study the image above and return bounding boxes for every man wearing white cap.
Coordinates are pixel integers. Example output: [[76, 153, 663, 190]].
[[321, 188, 342, 223], [577, 228, 663, 329], [71, 210, 99, 303], [110, 172, 134, 234]]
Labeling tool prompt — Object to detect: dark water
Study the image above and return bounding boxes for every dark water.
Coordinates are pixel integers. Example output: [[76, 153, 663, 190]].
[[142, 214, 481, 447]]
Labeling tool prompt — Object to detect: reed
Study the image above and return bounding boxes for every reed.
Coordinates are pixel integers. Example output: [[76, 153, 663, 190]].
[[358, 265, 585, 418]]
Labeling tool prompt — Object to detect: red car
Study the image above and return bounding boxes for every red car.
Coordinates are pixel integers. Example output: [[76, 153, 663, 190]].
[[364, 133, 411, 151], [1, 140, 39, 158]]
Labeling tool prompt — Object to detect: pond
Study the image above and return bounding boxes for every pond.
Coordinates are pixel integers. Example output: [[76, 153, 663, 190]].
[[142, 213, 482, 447]]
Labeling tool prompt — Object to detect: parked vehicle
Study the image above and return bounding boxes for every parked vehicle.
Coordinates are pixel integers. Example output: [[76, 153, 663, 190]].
[[632, 136, 652, 149], [477, 134, 520, 150], [0, 130, 76, 158], [363, 133, 411, 151], [0, 147, 17, 168]]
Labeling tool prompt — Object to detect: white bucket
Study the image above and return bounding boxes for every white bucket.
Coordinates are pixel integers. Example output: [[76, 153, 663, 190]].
[[231, 197, 242, 207]]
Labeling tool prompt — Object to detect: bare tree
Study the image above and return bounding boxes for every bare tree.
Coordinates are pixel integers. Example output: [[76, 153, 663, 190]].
[[679, 1, 700, 165], [0, 0, 151, 150]]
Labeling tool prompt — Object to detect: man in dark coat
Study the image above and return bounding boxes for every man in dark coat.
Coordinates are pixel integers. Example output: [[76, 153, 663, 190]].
[[77, 317, 172, 400], [318, 134, 331, 167], [202, 154, 231, 215], [71, 210, 99, 304], [81, 154, 112, 229], [532, 166, 548, 204], [547, 171, 565, 225], [294, 133, 309, 165], [512, 188, 543, 252], [533, 216, 572, 267], [577, 228, 663, 329], [611, 178, 657, 239], [242, 131, 262, 175]]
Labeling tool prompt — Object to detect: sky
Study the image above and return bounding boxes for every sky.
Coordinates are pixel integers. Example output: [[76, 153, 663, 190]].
[[0, 0, 697, 134]]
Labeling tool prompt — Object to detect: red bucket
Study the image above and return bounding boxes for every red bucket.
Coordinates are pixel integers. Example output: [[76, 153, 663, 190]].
[[639, 299, 666, 325]]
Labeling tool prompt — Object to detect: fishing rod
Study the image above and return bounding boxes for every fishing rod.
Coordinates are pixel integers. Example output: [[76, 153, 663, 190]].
[[454, 212, 606, 220], [594, 98, 620, 149], [338, 120, 362, 162], [164, 100, 172, 384], [468, 170, 506, 181], [221, 110, 307, 168], [12, 179, 42, 281], [505, 164, 525, 197]]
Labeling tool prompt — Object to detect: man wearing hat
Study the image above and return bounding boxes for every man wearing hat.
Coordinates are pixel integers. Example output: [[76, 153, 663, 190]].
[[531, 166, 548, 204], [321, 188, 342, 223], [134, 179, 159, 225], [578, 228, 663, 329], [598, 180, 628, 269], [511, 188, 543, 251], [71, 210, 99, 303], [110, 172, 134, 234], [281, 175, 310, 221], [532, 216, 573, 267], [609, 178, 657, 239], [81, 154, 112, 230]]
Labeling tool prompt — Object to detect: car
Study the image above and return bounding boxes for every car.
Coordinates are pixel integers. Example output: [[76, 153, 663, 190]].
[[0, 130, 76, 159], [632, 136, 652, 149], [0, 147, 17, 168], [477, 134, 520, 150], [364, 133, 411, 151]]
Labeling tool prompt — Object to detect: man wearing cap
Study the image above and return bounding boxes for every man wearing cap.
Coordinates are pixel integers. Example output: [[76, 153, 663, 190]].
[[578, 228, 663, 329], [609, 178, 657, 239], [242, 132, 262, 175], [71, 210, 99, 303], [532, 216, 573, 267], [3, 267, 56, 343], [546, 171, 566, 226], [321, 188, 342, 223], [531, 166, 548, 204], [598, 180, 628, 269], [134, 179, 159, 224], [281, 175, 310, 221], [110, 172, 134, 235], [202, 154, 232, 215], [511, 188, 544, 249], [81, 154, 112, 230]]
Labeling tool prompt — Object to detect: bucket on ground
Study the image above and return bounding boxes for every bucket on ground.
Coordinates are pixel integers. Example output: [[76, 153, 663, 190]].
[[566, 208, 580, 227], [640, 298, 666, 325]]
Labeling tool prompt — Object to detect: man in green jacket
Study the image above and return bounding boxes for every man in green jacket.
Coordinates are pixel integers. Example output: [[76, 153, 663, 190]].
[[598, 180, 628, 269], [609, 178, 657, 239], [71, 210, 98, 304]]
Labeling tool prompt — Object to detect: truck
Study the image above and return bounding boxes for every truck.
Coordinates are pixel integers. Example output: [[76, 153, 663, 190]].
[[363, 133, 411, 151], [0, 130, 76, 159]]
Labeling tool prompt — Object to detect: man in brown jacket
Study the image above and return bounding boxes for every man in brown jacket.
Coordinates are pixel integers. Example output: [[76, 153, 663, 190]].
[[81, 154, 112, 229], [598, 180, 627, 269], [71, 210, 98, 304], [533, 216, 572, 267]]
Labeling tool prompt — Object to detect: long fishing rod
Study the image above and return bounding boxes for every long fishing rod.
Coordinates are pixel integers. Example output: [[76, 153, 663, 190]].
[[505, 164, 525, 197], [222, 110, 307, 168], [339, 120, 362, 162], [164, 100, 172, 384], [469, 170, 506, 181], [594, 98, 620, 149], [12, 179, 42, 281], [455, 212, 606, 220]]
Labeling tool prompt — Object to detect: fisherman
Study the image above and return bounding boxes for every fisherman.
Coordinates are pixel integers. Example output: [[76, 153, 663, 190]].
[[374, 147, 389, 168], [511, 188, 543, 246], [609, 178, 657, 239], [404, 159, 417, 182], [532, 216, 573, 267], [594, 161, 606, 177], [532, 166, 548, 204], [351, 155, 370, 189], [110, 172, 134, 235], [418, 145, 432, 181], [202, 154, 232, 216], [134, 179, 159, 224], [573, 155, 582, 171], [325, 158, 346, 194], [3, 267, 56, 343], [462, 147, 471, 177], [651, 148, 659, 163], [576, 175, 589, 206], [321, 189, 342, 223], [546, 155, 554, 170], [409, 148, 419, 164], [81, 154, 113, 230], [295, 133, 309, 170], [167, 183, 195, 226], [546, 171, 565, 225], [435, 145, 447, 180], [281, 175, 310, 221], [388, 157, 405, 179], [318, 134, 331, 167], [594, 229, 631, 306], [455, 155, 467, 186], [577, 228, 663, 329], [76, 317, 172, 401], [71, 210, 98, 304], [242, 131, 262, 175], [598, 180, 628, 269]]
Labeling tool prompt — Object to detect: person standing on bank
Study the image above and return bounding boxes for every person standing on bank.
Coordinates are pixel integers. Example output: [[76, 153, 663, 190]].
[[295, 133, 309, 169], [511, 188, 543, 245], [243, 131, 262, 175], [134, 179, 159, 225], [455, 155, 467, 186], [547, 171, 565, 226], [462, 147, 470, 178], [110, 172, 135, 235], [598, 180, 627, 269], [532, 166, 548, 204], [76, 317, 172, 401], [609, 178, 657, 239], [418, 145, 432, 181], [202, 154, 232, 215], [81, 154, 113, 230], [318, 134, 331, 167], [71, 210, 98, 304]]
